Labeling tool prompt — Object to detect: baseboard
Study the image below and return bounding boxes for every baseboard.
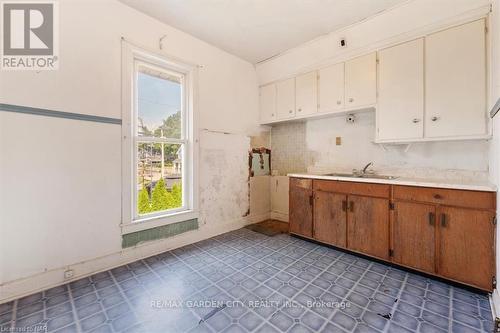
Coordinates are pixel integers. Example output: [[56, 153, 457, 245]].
[[0, 212, 270, 303], [490, 289, 500, 326], [271, 211, 288, 222]]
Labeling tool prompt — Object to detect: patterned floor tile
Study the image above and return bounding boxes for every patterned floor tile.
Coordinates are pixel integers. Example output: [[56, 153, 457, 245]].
[[0, 229, 494, 332]]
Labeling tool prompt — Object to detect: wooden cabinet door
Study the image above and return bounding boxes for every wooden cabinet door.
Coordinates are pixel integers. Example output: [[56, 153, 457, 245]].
[[437, 206, 495, 290], [313, 191, 347, 248], [296, 71, 318, 117], [289, 184, 313, 237], [425, 19, 486, 138], [393, 202, 436, 274], [377, 39, 424, 141], [347, 195, 389, 260], [259, 84, 276, 123], [319, 63, 344, 113], [276, 78, 296, 120], [345, 52, 377, 108]]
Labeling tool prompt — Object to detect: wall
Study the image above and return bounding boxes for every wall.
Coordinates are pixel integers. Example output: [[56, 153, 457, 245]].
[[0, 0, 265, 302], [489, 0, 500, 319], [271, 113, 490, 180], [256, 0, 490, 85], [263, 0, 494, 223]]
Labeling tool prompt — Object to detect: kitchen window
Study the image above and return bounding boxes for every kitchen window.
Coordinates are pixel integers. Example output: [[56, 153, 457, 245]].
[[121, 42, 197, 231]]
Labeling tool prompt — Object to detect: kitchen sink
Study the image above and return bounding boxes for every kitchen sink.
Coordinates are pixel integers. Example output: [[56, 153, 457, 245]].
[[323, 173, 398, 180]]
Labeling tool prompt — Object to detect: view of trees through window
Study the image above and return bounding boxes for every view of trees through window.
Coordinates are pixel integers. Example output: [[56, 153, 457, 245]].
[[136, 68, 183, 216]]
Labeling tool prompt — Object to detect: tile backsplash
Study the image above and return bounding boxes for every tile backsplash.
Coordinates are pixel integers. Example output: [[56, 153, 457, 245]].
[[270, 112, 490, 182]]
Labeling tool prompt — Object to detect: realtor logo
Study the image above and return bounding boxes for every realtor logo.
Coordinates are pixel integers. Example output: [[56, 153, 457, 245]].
[[1, 1, 59, 70]]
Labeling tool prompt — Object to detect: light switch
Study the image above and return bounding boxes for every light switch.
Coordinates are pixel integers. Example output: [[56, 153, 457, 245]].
[[336, 137, 342, 145]]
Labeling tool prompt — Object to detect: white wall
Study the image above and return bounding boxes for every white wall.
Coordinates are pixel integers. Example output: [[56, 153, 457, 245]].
[[264, 0, 496, 226], [271, 113, 490, 180], [0, 0, 264, 301], [256, 0, 490, 85], [489, 0, 500, 319]]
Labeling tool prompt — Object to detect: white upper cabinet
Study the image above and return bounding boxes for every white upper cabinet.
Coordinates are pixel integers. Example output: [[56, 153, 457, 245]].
[[319, 63, 345, 113], [259, 19, 489, 142], [425, 19, 486, 139], [345, 52, 377, 108], [378, 39, 424, 141], [276, 78, 296, 120], [259, 84, 276, 123], [295, 71, 318, 117]]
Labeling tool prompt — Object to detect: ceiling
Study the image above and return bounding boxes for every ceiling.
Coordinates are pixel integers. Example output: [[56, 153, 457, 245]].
[[119, 0, 408, 64]]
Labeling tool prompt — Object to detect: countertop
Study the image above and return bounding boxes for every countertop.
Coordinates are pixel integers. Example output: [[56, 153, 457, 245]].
[[287, 173, 497, 192]]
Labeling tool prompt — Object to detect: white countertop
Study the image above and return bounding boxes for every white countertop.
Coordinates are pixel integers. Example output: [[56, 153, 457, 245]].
[[287, 173, 497, 192]]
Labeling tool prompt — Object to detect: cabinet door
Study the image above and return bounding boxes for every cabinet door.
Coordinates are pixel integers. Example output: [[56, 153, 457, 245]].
[[276, 78, 296, 119], [437, 206, 494, 290], [392, 202, 436, 273], [289, 181, 313, 237], [425, 19, 486, 138], [319, 63, 345, 113], [347, 195, 389, 259], [345, 52, 377, 108], [313, 191, 347, 248], [296, 71, 318, 117], [259, 84, 276, 123], [378, 39, 424, 141]]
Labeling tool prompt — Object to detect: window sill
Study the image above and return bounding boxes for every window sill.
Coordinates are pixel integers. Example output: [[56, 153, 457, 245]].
[[121, 209, 199, 234]]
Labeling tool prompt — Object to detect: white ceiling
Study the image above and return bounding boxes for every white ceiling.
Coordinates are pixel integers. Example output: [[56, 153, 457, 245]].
[[119, 0, 408, 64]]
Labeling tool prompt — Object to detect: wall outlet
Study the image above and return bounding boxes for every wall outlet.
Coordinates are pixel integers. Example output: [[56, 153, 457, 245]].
[[64, 269, 74, 279]]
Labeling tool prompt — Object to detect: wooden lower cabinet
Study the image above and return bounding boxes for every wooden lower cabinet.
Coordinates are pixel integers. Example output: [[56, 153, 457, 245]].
[[392, 202, 436, 274], [289, 179, 313, 237], [437, 206, 495, 290], [289, 178, 496, 291], [347, 195, 390, 260], [313, 191, 347, 247]]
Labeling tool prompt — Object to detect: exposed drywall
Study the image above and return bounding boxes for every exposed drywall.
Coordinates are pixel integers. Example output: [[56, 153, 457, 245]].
[[271, 113, 490, 180], [249, 131, 272, 219], [0, 0, 264, 301], [199, 130, 251, 225]]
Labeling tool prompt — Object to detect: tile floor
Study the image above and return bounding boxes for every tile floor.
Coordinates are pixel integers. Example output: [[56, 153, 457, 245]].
[[0, 229, 494, 333]]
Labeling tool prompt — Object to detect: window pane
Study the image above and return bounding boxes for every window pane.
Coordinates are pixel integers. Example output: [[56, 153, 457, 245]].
[[137, 67, 182, 139], [137, 142, 183, 215]]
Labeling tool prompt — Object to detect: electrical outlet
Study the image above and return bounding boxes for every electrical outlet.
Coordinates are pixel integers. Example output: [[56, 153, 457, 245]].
[[336, 137, 342, 145], [64, 269, 74, 279]]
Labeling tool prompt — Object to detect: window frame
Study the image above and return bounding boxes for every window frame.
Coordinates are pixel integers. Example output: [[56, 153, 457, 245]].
[[121, 42, 198, 234]]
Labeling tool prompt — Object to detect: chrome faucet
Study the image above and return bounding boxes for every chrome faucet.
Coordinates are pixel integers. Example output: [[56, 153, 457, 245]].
[[361, 162, 373, 174]]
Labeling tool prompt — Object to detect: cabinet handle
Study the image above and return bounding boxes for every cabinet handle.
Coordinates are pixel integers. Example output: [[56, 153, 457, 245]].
[[309, 195, 314, 206], [349, 98, 354, 103], [337, 100, 342, 105], [433, 194, 442, 200], [289, 110, 293, 114], [428, 212, 435, 226], [441, 213, 447, 227], [431, 116, 439, 122], [342, 200, 347, 212], [298, 108, 302, 112], [412, 118, 421, 123], [349, 201, 354, 212]]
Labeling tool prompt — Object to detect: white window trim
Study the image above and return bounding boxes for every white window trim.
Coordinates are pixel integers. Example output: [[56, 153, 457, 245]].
[[121, 41, 199, 234]]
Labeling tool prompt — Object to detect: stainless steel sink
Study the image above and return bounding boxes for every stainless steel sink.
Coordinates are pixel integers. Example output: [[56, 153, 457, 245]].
[[323, 173, 398, 180]]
